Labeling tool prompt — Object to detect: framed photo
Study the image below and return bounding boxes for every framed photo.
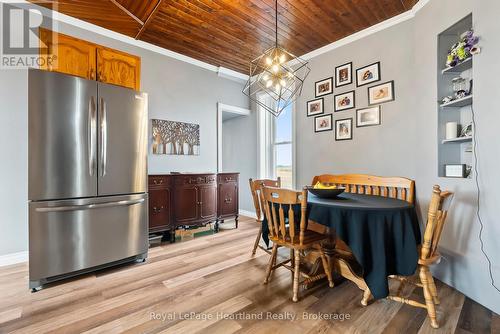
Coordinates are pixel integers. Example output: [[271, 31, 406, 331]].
[[334, 90, 355, 112], [356, 106, 381, 127], [315, 77, 333, 97], [314, 114, 333, 133], [356, 62, 381, 87], [335, 62, 352, 87], [368, 80, 395, 105], [335, 118, 353, 141], [307, 98, 324, 117]]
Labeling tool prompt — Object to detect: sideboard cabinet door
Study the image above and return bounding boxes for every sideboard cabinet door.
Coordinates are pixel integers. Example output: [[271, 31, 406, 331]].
[[199, 186, 217, 219], [174, 186, 199, 224], [218, 183, 238, 218], [149, 188, 171, 233]]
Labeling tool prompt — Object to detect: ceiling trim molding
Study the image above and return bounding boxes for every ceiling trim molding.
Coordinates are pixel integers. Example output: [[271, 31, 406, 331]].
[[7, 0, 431, 81], [217, 67, 248, 83], [135, 0, 163, 39], [300, 0, 432, 61], [7, 0, 248, 80], [108, 0, 144, 25]]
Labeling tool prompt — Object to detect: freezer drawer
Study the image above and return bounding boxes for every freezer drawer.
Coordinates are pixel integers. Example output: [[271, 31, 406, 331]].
[[29, 194, 148, 286]]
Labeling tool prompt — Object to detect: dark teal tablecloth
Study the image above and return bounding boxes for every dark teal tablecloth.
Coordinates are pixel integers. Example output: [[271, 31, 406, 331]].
[[262, 192, 421, 299], [307, 192, 421, 299]]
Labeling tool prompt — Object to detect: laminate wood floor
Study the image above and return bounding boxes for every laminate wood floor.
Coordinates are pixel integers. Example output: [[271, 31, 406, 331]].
[[0, 216, 497, 334]]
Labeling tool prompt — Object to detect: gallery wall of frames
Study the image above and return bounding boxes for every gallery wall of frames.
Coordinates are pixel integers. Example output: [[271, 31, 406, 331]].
[[307, 61, 395, 141]]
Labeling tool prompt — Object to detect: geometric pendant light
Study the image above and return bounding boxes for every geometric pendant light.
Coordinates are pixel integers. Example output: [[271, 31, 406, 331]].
[[243, 0, 310, 117]]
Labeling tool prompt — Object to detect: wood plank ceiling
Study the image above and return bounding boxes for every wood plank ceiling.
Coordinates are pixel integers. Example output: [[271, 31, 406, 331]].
[[30, 0, 420, 74]]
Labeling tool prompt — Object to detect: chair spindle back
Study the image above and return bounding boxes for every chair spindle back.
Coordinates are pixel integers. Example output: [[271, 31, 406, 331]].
[[311, 174, 415, 204], [249, 178, 281, 221], [421, 185, 453, 260], [261, 186, 308, 245]]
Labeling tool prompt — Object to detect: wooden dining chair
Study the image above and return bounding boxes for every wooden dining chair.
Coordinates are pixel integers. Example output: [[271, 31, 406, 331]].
[[261, 186, 334, 302], [249, 178, 281, 256], [311, 173, 416, 306], [387, 185, 453, 329]]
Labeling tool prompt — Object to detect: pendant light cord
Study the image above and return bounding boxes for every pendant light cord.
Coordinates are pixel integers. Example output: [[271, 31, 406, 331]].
[[275, 0, 278, 48]]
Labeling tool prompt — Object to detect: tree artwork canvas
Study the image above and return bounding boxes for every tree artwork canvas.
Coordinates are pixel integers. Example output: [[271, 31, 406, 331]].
[[152, 119, 200, 156]]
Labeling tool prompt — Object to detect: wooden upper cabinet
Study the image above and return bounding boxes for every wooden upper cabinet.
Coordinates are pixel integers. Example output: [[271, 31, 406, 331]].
[[39, 29, 141, 90], [97, 47, 141, 91], [39, 28, 96, 80]]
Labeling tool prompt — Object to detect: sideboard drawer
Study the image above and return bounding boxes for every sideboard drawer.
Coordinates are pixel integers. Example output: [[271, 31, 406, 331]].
[[149, 175, 171, 188], [218, 173, 239, 184], [175, 174, 216, 186]]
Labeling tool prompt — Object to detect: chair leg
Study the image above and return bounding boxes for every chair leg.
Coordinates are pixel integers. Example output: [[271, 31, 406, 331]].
[[292, 249, 300, 302], [319, 248, 334, 288], [420, 266, 439, 329], [426, 272, 440, 305], [290, 248, 295, 281], [252, 224, 263, 256], [361, 288, 372, 306], [264, 244, 278, 284]]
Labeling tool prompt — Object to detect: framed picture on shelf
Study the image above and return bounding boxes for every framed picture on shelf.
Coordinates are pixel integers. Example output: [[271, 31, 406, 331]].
[[368, 80, 395, 105], [356, 62, 381, 87], [314, 114, 333, 133], [307, 98, 324, 117], [356, 106, 381, 127], [315, 77, 333, 97], [335, 118, 353, 141], [335, 62, 352, 87], [334, 90, 355, 112]]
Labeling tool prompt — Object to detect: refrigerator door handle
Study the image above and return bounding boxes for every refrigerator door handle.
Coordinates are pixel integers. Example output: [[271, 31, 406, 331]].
[[88, 97, 97, 176], [35, 198, 145, 213], [100, 98, 108, 177]]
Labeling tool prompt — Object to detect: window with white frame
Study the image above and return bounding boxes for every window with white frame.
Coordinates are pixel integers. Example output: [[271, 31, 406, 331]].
[[257, 96, 295, 189]]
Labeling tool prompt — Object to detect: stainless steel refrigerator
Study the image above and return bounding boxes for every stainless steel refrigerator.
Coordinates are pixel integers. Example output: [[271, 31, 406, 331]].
[[28, 69, 148, 290]]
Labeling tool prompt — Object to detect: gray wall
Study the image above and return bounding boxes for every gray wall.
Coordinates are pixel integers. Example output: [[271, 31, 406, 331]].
[[296, 0, 500, 313], [0, 11, 248, 256], [222, 112, 258, 212], [296, 20, 416, 186]]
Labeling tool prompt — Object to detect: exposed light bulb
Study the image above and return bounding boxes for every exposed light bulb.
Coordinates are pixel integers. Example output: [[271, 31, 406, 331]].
[[265, 57, 272, 65], [279, 54, 286, 63], [272, 64, 279, 73], [275, 83, 281, 91], [280, 79, 286, 87], [262, 74, 269, 81], [266, 80, 273, 88]]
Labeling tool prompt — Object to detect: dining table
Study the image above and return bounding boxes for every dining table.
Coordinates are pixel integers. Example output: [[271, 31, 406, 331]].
[[262, 191, 421, 300]]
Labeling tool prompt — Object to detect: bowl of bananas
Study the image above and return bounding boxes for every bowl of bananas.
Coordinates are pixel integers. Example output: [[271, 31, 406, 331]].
[[307, 182, 345, 199]]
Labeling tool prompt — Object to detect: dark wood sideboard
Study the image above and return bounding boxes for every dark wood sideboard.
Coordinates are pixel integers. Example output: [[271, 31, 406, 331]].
[[148, 172, 239, 238]]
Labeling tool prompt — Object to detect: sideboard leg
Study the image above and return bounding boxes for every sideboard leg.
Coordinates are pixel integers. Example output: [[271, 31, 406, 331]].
[[214, 220, 220, 233], [235, 215, 239, 229]]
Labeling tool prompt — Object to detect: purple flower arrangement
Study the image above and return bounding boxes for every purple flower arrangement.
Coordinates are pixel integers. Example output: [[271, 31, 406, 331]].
[[446, 30, 480, 68]]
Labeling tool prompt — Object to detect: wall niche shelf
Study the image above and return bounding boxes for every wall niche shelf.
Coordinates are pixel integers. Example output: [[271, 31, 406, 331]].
[[442, 136, 472, 144], [437, 14, 474, 179], [441, 57, 473, 74], [440, 95, 473, 108]]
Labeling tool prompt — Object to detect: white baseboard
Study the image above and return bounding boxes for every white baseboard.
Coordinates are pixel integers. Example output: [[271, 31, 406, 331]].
[[0, 251, 28, 267], [239, 209, 257, 219]]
